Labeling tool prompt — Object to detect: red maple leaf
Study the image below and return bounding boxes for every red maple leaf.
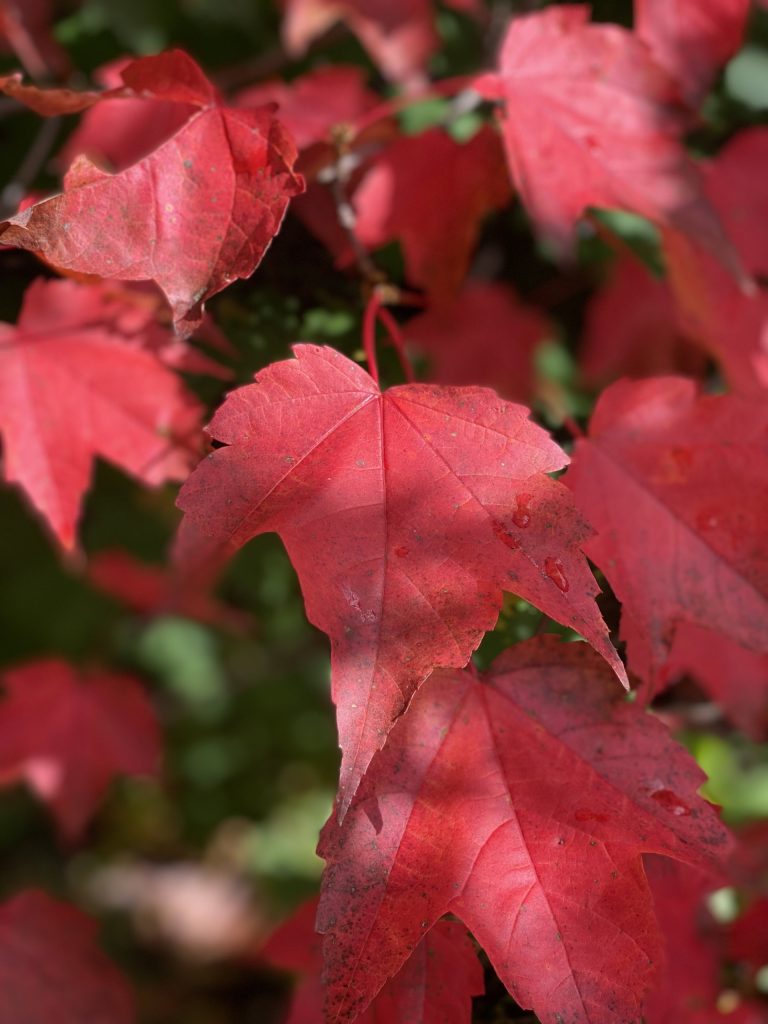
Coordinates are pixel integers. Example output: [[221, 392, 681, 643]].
[[402, 280, 549, 402], [0, 51, 304, 335], [0, 277, 203, 550], [0, 659, 161, 839], [565, 377, 768, 687], [263, 898, 483, 1023], [0, 890, 134, 1024], [635, 0, 751, 108], [175, 344, 625, 815], [474, 5, 732, 264], [317, 637, 731, 1024], [352, 127, 511, 305]]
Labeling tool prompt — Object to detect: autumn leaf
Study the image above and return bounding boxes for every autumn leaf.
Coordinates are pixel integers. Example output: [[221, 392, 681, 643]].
[[474, 5, 733, 265], [0, 890, 134, 1024], [565, 377, 768, 687], [317, 637, 731, 1024], [175, 344, 625, 815], [0, 277, 203, 550], [263, 898, 483, 1023], [0, 50, 304, 335], [0, 659, 161, 839], [635, 0, 751, 108]]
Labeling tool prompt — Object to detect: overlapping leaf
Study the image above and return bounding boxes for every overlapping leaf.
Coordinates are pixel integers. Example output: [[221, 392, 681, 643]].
[[318, 637, 730, 1024], [566, 377, 768, 687], [0, 890, 134, 1024], [0, 659, 161, 838], [176, 344, 625, 814], [0, 277, 203, 549], [0, 51, 304, 334]]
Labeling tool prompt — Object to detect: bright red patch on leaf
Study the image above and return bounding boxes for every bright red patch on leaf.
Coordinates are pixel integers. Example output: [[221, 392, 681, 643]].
[[317, 637, 730, 1023], [176, 344, 625, 815], [0, 890, 134, 1024], [0, 51, 304, 335], [0, 277, 202, 550], [0, 659, 161, 839]]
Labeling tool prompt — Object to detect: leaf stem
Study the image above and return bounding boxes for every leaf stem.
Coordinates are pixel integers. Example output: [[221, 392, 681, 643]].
[[377, 304, 414, 383], [362, 291, 381, 386]]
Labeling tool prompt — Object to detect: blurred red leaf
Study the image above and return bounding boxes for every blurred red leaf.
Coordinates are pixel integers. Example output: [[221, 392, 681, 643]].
[[0, 890, 134, 1024], [237, 65, 379, 153], [474, 5, 733, 266], [89, 548, 251, 631], [0, 0, 68, 79], [280, 0, 479, 86], [580, 255, 707, 386], [403, 280, 549, 402], [635, 0, 750, 108], [353, 127, 511, 305], [566, 378, 768, 686], [0, 277, 203, 550], [0, 660, 161, 839], [661, 622, 768, 740]]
